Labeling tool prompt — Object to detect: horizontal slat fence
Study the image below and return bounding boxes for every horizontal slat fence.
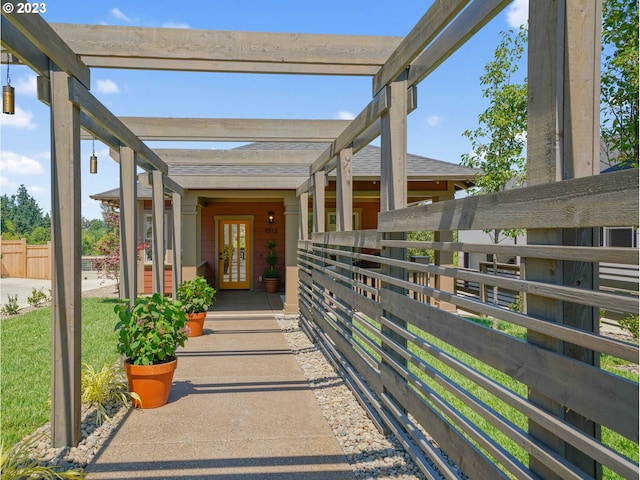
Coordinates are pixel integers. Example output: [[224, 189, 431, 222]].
[[297, 169, 639, 479]]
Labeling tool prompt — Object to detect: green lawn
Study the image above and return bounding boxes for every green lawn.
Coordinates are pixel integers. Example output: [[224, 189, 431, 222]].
[[1, 297, 121, 447]]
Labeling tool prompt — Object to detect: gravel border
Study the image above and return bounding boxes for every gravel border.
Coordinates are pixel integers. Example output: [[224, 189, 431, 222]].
[[275, 316, 430, 480]]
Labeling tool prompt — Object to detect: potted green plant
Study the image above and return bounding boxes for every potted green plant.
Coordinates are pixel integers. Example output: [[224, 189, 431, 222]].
[[114, 293, 189, 408], [264, 239, 280, 293], [176, 276, 216, 337]]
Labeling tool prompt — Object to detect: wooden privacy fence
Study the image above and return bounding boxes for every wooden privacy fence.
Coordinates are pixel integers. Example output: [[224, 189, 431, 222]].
[[0, 238, 51, 279], [297, 169, 639, 480]]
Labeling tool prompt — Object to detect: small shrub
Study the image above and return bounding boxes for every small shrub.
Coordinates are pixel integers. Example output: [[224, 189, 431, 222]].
[[81, 362, 137, 425], [508, 294, 523, 313], [618, 313, 639, 341], [1, 437, 85, 479], [0, 294, 20, 316], [27, 287, 50, 308]]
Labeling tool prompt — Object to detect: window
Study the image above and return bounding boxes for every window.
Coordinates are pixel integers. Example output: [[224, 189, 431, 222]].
[[143, 213, 172, 264], [602, 227, 638, 248]]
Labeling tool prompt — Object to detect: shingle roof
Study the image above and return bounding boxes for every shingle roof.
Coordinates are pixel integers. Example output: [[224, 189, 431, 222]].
[[236, 142, 480, 179], [92, 142, 479, 200]]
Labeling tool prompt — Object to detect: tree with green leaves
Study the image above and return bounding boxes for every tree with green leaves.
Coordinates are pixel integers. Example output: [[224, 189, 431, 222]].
[[460, 27, 527, 326], [601, 0, 639, 167], [461, 26, 528, 243]]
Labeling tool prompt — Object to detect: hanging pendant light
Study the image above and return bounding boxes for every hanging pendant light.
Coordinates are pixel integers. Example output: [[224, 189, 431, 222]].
[[3, 62, 14, 115], [89, 137, 98, 174]]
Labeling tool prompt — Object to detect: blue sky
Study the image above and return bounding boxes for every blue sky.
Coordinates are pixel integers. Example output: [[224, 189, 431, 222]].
[[0, 0, 528, 220]]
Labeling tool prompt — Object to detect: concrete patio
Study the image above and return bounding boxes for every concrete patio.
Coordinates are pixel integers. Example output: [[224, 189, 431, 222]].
[[85, 291, 354, 479]]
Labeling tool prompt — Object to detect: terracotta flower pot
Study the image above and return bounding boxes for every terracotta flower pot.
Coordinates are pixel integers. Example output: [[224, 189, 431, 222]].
[[124, 358, 177, 409], [264, 277, 280, 293], [186, 311, 206, 337]]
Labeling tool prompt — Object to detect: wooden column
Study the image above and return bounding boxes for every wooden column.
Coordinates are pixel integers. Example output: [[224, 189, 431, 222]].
[[336, 147, 353, 232], [181, 193, 199, 281], [433, 191, 456, 312], [284, 195, 300, 314], [313, 170, 326, 233], [171, 191, 182, 298], [298, 192, 309, 241], [151, 170, 165, 294], [49, 64, 82, 447], [379, 71, 408, 410], [380, 71, 407, 213], [119, 146, 137, 304], [526, 1, 601, 478]]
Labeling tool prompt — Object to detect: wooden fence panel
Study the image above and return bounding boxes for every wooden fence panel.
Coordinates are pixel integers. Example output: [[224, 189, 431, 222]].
[[26, 243, 51, 279], [1, 238, 52, 279], [1, 238, 27, 277]]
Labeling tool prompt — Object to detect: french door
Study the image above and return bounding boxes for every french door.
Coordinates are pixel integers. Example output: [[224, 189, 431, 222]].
[[218, 220, 251, 289]]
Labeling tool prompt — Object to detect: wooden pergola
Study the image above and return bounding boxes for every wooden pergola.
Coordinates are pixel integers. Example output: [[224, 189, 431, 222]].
[[4, 2, 635, 478]]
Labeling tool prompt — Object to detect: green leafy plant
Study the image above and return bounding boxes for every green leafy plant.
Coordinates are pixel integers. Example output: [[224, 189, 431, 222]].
[[27, 287, 50, 308], [176, 276, 216, 314], [618, 313, 639, 341], [264, 240, 280, 279], [81, 362, 138, 425], [114, 293, 189, 366], [1, 438, 85, 479], [1, 294, 20, 316]]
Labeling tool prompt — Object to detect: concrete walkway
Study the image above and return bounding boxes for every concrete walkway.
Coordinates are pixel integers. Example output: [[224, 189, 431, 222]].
[[86, 291, 354, 479]]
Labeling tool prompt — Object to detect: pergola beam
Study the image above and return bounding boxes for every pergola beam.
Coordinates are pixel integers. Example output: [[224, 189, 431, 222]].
[[153, 149, 323, 166], [407, 0, 510, 88], [119, 117, 350, 143], [2, 7, 90, 87], [75, 57, 382, 76], [372, 0, 468, 94], [170, 175, 307, 190], [66, 79, 168, 174], [50, 23, 402, 74], [309, 87, 390, 175], [0, 16, 50, 77]]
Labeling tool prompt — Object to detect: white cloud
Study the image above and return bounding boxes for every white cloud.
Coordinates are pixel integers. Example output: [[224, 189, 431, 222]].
[[162, 22, 191, 29], [506, 0, 528, 28], [28, 184, 47, 195], [14, 75, 38, 97], [95, 79, 120, 94], [336, 111, 355, 120], [0, 151, 45, 175], [110, 7, 131, 23], [0, 176, 18, 189], [0, 105, 37, 129], [426, 114, 443, 127]]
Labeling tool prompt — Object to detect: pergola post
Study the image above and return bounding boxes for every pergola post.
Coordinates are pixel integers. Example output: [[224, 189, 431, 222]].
[[335, 147, 353, 232], [526, 1, 602, 477], [119, 146, 137, 304], [49, 64, 82, 447], [171, 191, 182, 298], [151, 170, 166, 294], [379, 71, 408, 406], [298, 192, 309, 241], [283, 195, 300, 314], [312, 170, 326, 233]]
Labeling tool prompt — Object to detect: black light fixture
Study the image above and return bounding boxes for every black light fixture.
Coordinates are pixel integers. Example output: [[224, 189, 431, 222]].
[[89, 137, 98, 174], [268, 211, 275, 224], [3, 62, 14, 115]]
